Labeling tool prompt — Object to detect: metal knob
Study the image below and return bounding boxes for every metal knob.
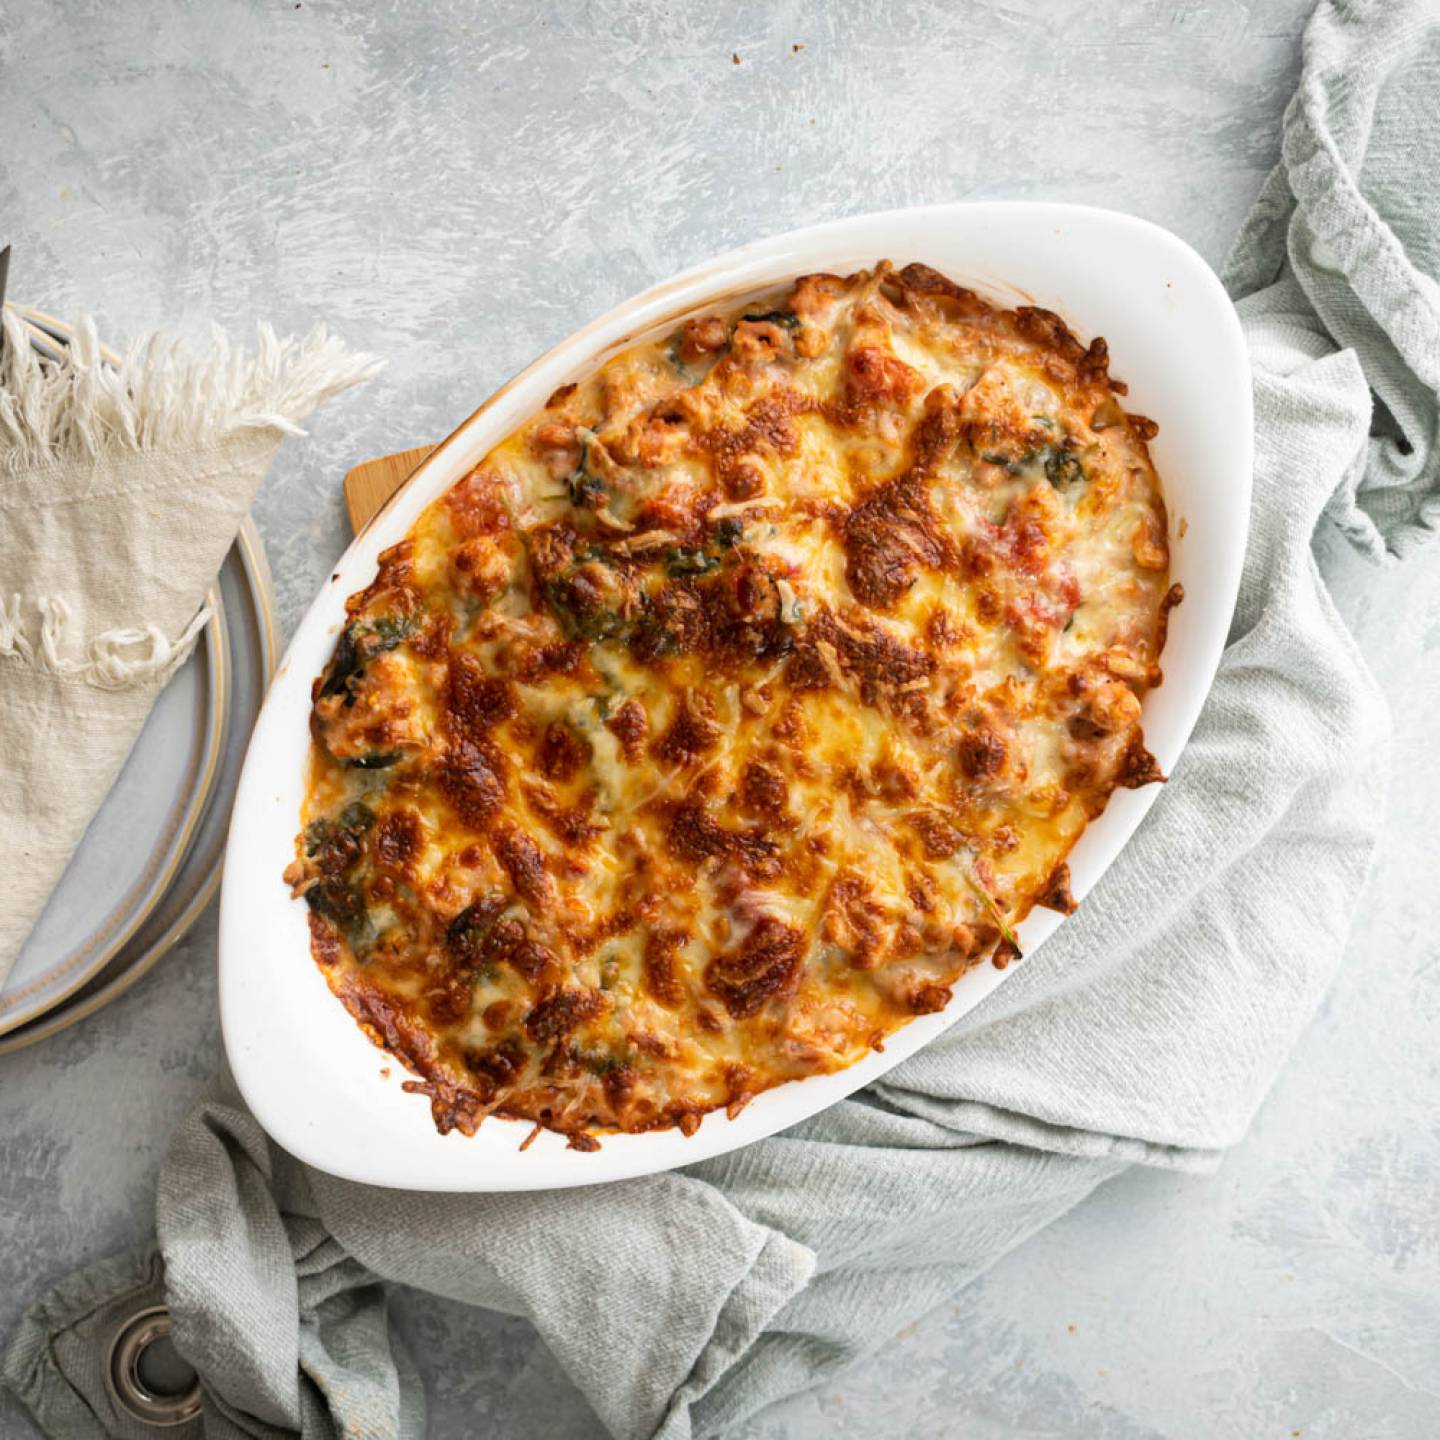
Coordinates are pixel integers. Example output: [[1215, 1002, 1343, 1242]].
[[104, 1305, 202, 1428]]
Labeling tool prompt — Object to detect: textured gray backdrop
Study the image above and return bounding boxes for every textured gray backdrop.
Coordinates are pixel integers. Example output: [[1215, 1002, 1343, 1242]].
[[2, 1, 1438, 1436]]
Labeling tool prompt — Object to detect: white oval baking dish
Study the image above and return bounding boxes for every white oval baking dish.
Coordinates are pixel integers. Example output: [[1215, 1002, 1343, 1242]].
[[220, 202, 1252, 1191]]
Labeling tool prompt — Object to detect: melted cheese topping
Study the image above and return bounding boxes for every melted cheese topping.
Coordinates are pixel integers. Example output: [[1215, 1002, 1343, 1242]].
[[290, 262, 1178, 1148]]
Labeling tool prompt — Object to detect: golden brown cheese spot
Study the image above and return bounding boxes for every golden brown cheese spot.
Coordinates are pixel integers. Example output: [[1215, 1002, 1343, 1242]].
[[910, 811, 965, 861], [666, 802, 781, 881], [293, 259, 1174, 1148], [844, 345, 924, 407], [311, 656, 424, 764], [1037, 861, 1078, 915], [452, 537, 511, 603], [1132, 513, 1167, 570], [498, 924, 561, 986], [440, 737, 508, 830], [654, 695, 723, 766], [346, 541, 415, 615], [892, 261, 978, 309], [1118, 737, 1167, 789], [821, 871, 891, 970], [447, 654, 515, 735], [532, 418, 583, 480], [524, 987, 608, 1042], [739, 760, 788, 818], [606, 699, 649, 762], [701, 391, 811, 499], [1082, 680, 1143, 735], [524, 783, 605, 849], [308, 910, 342, 967], [841, 388, 960, 611], [843, 476, 947, 611], [791, 271, 847, 317], [905, 981, 953, 1015], [492, 824, 552, 909], [445, 471, 510, 540], [374, 809, 422, 870], [705, 917, 806, 1019], [462, 1035, 527, 1099], [539, 722, 588, 781], [643, 927, 688, 1008], [679, 313, 730, 365], [957, 716, 1010, 783], [731, 318, 791, 366]]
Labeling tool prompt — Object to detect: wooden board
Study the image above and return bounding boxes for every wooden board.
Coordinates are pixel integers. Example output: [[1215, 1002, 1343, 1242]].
[[342, 444, 437, 532]]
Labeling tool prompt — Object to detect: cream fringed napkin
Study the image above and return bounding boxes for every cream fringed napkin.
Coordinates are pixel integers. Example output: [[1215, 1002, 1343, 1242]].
[[0, 309, 381, 985]]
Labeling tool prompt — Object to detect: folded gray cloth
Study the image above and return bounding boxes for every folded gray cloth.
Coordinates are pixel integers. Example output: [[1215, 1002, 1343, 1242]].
[[7, 1, 1439, 1435]]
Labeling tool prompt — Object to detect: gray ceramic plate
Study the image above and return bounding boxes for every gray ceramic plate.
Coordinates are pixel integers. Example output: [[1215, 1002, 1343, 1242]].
[[0, 518, 278, 1053]]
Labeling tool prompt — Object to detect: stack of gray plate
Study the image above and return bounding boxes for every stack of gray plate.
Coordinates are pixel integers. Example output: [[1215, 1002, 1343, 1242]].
[[0, 307, 279, 1053]]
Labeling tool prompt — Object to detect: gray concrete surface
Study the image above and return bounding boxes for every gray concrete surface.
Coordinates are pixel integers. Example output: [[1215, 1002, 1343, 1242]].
[[3, 1, 1438, 1436]]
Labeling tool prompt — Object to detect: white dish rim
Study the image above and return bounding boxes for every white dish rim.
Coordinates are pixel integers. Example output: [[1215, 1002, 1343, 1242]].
[[220, 201, 1253, 1192]]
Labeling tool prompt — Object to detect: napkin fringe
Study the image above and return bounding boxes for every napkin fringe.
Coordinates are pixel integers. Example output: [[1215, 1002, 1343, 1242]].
[[0, 307, 384, 472], [0, 592, 212, 688]]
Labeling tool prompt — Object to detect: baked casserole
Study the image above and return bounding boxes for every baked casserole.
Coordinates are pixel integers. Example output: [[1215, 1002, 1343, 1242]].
[[288, 261, 1180, 1149]]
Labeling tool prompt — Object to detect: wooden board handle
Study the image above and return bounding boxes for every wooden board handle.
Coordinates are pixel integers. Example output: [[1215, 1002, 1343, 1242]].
[[342, 444, 437, 533]]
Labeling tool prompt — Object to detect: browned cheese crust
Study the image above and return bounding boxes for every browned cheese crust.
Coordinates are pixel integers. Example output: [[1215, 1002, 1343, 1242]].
[[287, 262, 1179, 1148]]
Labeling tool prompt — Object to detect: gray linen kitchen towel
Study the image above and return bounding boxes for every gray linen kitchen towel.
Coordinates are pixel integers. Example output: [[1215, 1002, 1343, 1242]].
[[6, 0, 1439, 1435]]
